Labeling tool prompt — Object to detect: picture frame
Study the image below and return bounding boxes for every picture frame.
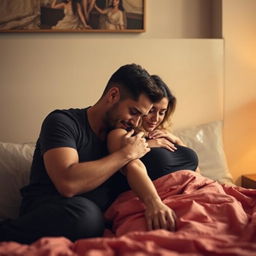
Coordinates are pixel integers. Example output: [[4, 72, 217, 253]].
[[0, 0, 145, 33]]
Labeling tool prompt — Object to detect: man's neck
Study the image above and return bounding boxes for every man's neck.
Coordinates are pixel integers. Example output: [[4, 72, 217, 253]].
[[87, 105, 107, 141]]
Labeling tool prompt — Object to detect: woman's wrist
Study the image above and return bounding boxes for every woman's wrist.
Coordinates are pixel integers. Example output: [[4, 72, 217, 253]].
[[143, 195, 162, 207]]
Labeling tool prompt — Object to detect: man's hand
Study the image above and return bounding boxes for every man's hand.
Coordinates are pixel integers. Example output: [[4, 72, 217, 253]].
[[121, 129, 150, 160], [144, 198, 176, 232]]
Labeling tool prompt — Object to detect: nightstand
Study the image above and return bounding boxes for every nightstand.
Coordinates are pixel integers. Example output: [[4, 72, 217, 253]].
[[241, 174, 256, 189]]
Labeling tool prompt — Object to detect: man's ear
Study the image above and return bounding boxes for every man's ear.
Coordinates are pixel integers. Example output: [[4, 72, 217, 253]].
[[106, 87, 120, 103]]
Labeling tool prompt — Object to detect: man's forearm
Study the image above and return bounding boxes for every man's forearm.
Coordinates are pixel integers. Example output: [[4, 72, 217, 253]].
[[52, 149, 133, 197]]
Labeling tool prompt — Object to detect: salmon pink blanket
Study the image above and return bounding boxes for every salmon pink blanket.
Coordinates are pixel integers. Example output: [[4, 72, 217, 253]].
[[0, 170, 255, 256]]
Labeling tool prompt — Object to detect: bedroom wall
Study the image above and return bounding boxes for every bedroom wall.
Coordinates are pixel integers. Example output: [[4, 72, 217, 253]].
[[0, 38, 223, 141], [0, 0, 223, 142], [222, 0, 256, 184]]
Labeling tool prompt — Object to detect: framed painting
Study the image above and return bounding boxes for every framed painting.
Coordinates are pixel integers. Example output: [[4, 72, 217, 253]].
[[0, 0, 145, 33]]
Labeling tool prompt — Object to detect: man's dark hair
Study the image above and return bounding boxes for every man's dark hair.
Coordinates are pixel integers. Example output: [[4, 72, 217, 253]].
[[102, 64, 163, 103]]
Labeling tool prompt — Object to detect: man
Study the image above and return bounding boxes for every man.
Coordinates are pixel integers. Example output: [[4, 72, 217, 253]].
[[0, 64, 163, 244]]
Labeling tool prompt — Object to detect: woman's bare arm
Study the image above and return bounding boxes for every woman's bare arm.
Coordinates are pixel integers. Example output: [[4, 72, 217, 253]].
[[77, 2, 90, 28], [51, 0, 65, 9], [94, 4, 107, 14], [108, 129, 176, 231]]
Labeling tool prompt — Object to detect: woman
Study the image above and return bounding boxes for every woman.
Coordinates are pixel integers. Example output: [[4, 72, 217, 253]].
[[81, 0, 96, 24], [107, 75, 198, 232], [94, 0, 125, 30], [51, 0, 91, 29], [140, 75, 199, 181]]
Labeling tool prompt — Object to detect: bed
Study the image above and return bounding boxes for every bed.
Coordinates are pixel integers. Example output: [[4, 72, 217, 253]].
[[0, 120, 255, 255]]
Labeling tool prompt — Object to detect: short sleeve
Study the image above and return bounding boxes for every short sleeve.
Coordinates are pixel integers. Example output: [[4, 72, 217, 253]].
[[39, 111, 78, 154]]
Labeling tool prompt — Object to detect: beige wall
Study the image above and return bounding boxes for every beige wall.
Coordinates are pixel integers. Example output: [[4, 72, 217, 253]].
[[223, 0, 256, 184], [0, 38, 223, 143], [145, 0, 221, 38]]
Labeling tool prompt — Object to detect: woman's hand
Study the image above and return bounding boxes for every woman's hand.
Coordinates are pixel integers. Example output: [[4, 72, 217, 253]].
[[148, 129, 185, 146], [144, 198, 176, 232], [147, 137, 177, 151]]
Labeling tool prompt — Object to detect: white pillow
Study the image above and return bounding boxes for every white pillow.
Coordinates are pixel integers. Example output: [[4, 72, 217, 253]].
[[174, 121, 234, 185], [0, 142, 35, 220]]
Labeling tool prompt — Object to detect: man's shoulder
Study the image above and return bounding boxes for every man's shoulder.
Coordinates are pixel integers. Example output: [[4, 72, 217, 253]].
[[45, 108, 87, 123], [48, 107, 87, 116], [40, 108, 89, 135]]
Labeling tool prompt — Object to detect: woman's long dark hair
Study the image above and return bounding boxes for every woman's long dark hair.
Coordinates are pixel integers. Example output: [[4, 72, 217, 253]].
[[71, 0, 80, 14]]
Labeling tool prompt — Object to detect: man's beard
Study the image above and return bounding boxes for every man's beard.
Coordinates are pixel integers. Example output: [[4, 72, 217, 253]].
[[103, 102, 121, 132], [103, 103, 134, 132]]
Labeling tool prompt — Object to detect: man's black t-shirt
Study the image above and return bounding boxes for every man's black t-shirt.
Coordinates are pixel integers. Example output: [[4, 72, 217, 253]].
[[20, 108, 125, 211]]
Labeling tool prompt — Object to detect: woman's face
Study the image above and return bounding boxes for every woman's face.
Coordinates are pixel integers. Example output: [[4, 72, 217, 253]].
[[112, 0, 119, 7], [142, 97, 169, 132]]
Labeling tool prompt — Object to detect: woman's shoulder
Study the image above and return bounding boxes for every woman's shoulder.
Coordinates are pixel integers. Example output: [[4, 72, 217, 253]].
[[108, 127, 144, 140], [107, 128, 128, 151], [108, 128, 127, 138]]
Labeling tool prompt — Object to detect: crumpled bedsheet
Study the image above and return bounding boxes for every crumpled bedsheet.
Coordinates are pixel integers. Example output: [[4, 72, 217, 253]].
[[0, 170, 255, 256]]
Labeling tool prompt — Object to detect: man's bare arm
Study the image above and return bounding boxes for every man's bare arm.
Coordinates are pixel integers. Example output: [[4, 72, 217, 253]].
[[43, 129, 149, 197]]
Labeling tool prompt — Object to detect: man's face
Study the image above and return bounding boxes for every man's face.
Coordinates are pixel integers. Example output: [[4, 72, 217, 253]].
[[104, 94, 153, 131]]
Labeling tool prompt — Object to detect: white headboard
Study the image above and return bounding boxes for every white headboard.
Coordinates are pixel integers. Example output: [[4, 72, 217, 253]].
[[0, 38, 223, 142]]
